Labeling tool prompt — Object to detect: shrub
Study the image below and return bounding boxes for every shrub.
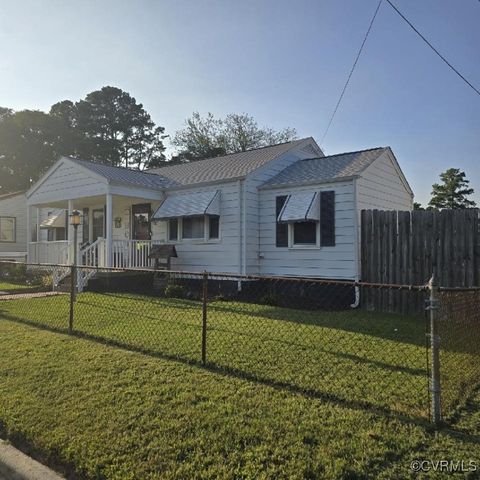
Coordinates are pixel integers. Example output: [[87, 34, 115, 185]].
[[40, 274, 54, 290], [164, 283, 186, 299], [259, 293, 280, 306]]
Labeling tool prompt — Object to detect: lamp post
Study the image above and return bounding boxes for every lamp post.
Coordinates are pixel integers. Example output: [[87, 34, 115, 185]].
[[70, 210, 82, 299]]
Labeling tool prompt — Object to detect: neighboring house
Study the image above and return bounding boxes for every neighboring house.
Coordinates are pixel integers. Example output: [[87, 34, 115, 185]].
[[0, 191, 28, 261], [18, 137, 412, 285]]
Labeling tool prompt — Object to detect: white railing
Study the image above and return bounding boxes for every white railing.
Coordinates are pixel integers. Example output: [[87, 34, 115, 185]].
[[77, 238, 105, 292], [28, 241, 70, 265], [80, 238, 104, 268], [28, 239, 159, 291], [112, 239, 161, 269]]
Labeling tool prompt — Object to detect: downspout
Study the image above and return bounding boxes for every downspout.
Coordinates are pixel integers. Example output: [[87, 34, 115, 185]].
[[237, 180, 244, 291], [242, 180, 247, 277], [351, 177, 360, 308]]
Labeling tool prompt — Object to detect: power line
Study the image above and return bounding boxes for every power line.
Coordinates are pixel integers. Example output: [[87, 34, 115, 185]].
[[320, 0, 383, 145], [385, 0, 480, 97]]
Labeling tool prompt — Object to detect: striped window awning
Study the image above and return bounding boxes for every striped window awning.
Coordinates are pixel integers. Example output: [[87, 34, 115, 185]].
[[40, 209, 67, 229], [153, 190, 220, 220], [278, 192, 320, 222]]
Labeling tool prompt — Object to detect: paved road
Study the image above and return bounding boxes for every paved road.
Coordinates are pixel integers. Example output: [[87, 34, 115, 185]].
[[0, 440, 64, 479]]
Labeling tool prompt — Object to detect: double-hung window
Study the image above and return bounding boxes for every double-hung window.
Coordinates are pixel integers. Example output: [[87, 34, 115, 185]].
[[0, 217, 16, 243], [275, 191, 335, 248], [168, 215, 220, 242], [182, 216, 205, 239]]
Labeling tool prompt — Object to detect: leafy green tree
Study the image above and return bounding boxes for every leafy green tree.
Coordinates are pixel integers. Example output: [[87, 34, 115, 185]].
[[413, 202, 423, 210], [0, 110, 72, 193], [428, 168, 476, 209], [0, 87, 168, 193], [54, 86, 167, 169], [172, 112, 297, 161]]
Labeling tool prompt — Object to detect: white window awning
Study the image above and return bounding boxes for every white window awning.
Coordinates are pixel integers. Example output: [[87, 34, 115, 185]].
[[40, 209, 67, 229], [153, 190, 220, 220], [278, 192, 320, 222]]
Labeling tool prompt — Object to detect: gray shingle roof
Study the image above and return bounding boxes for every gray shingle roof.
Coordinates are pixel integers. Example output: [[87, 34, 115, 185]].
[[0, 190, 26, 200], [147, 138, 310, 186], [69, 158, 175, 189], [261, 147, 388, 188]]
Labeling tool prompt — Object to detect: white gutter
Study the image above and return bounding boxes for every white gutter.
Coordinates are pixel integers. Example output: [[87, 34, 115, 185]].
[[242, 180, 247, 276], [237, 180, 244, 289], [351, 177, 360, 308]]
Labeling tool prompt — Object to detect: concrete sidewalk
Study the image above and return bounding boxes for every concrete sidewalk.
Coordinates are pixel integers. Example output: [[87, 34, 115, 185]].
[[0, 440, 64, 480]]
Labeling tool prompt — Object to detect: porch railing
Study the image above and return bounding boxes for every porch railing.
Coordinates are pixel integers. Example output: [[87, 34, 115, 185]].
[[28, 241, 69, 265], [29, 239, 160, 270], [111, 239, 162, 269]]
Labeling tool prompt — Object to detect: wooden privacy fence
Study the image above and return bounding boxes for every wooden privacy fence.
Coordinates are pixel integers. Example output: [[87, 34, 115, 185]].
[[361, 208, 480, 314]]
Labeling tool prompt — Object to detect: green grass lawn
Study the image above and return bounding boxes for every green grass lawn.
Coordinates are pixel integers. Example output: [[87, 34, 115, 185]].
[[0, 320, 479, 479], [0, 291, 431, 418], [0, 281, 39, 292]]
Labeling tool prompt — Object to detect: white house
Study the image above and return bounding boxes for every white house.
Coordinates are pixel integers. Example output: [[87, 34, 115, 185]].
[[0, 191, 28, 261], [1, 137, 413, 285]]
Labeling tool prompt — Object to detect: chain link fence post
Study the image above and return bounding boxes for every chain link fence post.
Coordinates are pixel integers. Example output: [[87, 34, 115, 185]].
[[427, 274, 441, 425], [69, 264, 75, 334], [201, 271, 208, 365]]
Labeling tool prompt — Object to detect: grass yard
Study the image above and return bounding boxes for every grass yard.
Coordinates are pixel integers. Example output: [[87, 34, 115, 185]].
[[0, 320, 479, 480], [0, 281, 39, 292], [0, 291, 431, 418]]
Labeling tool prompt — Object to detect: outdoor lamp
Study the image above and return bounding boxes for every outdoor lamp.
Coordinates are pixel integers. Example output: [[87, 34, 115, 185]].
[[70, 210, 82, 226]]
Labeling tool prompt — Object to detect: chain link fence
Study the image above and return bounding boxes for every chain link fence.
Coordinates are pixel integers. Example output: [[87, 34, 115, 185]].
[[436, 287, 480, 420], [1, 260, 479, 424]]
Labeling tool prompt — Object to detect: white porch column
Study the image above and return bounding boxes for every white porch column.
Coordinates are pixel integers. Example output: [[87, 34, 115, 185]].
[[26, 205, 31, 263], [35, 207, 41, 242], [68, 200, 74, 264], [106, 193, 113, 267]]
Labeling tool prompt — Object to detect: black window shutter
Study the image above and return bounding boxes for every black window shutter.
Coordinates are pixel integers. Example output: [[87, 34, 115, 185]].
[[275, 195, 288, 247], [320, 191, 335, 247]]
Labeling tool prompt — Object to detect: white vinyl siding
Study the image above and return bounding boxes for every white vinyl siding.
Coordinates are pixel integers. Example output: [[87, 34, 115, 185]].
[[259, 181, 356, 279], [28, 159, 107, 204], [0, 194, 27, 257], [151, 181, 240, 273], [356, 151, 413, 212], [243, 140, 324, 274]]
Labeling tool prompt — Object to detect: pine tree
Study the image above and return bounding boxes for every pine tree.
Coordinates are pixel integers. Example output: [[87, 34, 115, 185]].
[[428, 168, 476, 209]]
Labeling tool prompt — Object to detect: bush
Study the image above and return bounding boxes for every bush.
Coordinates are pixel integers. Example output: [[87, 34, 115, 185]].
[[259, 293, 280, 306], [0, 263, 27, 282], [40, 274, 54, 290], [164, 283, 186, 299]]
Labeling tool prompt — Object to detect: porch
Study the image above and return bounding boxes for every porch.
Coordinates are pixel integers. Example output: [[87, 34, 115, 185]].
[[27, 193, 163, 269]]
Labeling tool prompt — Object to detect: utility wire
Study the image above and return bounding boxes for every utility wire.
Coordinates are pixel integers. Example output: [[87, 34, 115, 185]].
[[320, 0, 383, 145], [385, 0, 480, 96]]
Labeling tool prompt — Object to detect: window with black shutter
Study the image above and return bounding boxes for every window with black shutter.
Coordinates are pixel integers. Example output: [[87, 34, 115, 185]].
[[275, 195, 288, 247], [320, 191, 335, 246]]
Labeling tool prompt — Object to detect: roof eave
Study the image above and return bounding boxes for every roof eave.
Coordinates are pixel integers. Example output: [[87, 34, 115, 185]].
[[259, 175, 359, 190], [162, 175, 246, 192]]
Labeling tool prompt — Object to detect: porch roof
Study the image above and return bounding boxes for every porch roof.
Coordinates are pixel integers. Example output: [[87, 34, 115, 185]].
[[27, 157, 167, 205], [69, 158, 175, 189]]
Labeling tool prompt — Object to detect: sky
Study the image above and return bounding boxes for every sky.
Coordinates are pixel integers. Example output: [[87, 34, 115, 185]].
[[0, 0, 479, 206]]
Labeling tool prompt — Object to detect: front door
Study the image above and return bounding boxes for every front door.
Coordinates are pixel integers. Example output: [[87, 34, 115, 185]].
[[92, 208, 105, 241], [132, 204, 151, 240]]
